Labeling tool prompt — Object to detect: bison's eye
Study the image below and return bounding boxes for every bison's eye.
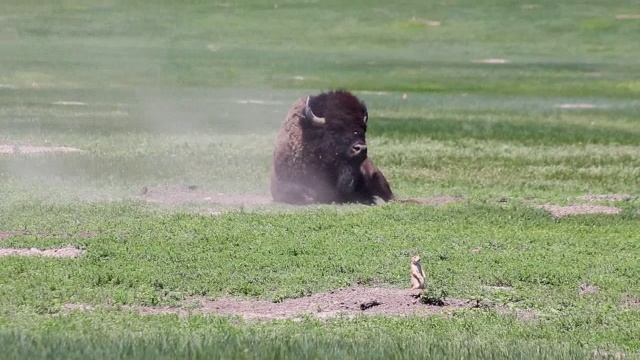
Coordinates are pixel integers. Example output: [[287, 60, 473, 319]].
[[353, 131, 359, 136]]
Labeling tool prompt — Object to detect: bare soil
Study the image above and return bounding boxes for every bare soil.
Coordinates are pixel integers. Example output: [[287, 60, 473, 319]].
[[622, 294, 640, 309], [0, 231, 30, 240], [538, 204, 621, 218], [0, 144, 82, 154], [592, 350, 627, 359], [0, 246, 84, 258], [140, 186, 272, 207], [474, 58, 509, 64], [65, 286, 537, 321], [615, 14, 640, 20], [579, 283, 601, 295], [555, 103, 601, 109], [139, 186, 462, 209], [578, 194, 632, 202], [395, 195, 464, 206], [51, 101, 86, 106], [0, 231, 97, 240], [408, 17, 441, 27]]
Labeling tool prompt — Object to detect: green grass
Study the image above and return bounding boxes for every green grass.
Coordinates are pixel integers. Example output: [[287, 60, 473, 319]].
[[0, 326, 594, 360], [1, 0, 640, 358]]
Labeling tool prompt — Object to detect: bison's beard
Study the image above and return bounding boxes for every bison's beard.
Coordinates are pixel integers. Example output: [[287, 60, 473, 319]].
[[336, 162, 369, 204]]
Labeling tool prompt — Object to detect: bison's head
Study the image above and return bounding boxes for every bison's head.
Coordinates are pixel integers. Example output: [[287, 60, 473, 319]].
[[302, 90, 369, 163]]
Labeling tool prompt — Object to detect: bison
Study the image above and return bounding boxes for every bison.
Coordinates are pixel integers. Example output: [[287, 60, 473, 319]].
[[270, 89, 394, 205]]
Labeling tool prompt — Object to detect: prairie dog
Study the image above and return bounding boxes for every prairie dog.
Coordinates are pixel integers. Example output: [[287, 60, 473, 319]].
[[410, 255, 427, 290]]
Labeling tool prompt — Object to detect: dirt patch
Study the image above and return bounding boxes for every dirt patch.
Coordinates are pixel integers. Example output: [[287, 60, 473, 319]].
[[538, 204, 621, 218], [621, 294, 640, 309], [579, 283, 600, 295], [0, 144, 82, 154], [476, 58, 509, 64], [555, 103, 607, 109], [578, 194, 632, 202], [474, 58, 509, 64], [0, 231, 97, 240], [615, 14, 640, 20], [62, 304, 96, 312], [396, 195, 464, 206], [206, 43, 221, 52], [0, 246, 84, 258], [359, 91, 388, 96], [62, 286, 537, 321], [140, 186, 272, 207], [0, 231, 30, 240], [139, 187, 465, 209], [408, 17, 441, 27], [234, 99, 283, 105], [51, 101, 86, 106], [592, 349, 626, 359]]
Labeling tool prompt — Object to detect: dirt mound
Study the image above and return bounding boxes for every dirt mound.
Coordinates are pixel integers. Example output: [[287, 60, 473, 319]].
[[538, 204, 621, 218], [578, 194, 632, 202], [140, 186, 272, 207], [0, 246, 84, 258], [0, 144, 82, 154], [74, 286, 536, 321]]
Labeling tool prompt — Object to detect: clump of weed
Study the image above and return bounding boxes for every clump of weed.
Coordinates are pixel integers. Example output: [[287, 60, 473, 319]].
[[419, 282, 448, 306]]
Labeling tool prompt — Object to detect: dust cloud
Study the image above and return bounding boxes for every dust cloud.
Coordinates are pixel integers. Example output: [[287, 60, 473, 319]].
[[1, 87, 313, 208], [135, 87, 296, 136]]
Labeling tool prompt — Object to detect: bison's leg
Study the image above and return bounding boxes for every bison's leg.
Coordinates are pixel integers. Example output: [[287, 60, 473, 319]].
[[360, 158, 394, 204], [366, 169, 394, 202]]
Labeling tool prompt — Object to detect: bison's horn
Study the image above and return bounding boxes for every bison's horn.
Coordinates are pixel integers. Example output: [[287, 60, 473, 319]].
[[304, 96, 326, 126]]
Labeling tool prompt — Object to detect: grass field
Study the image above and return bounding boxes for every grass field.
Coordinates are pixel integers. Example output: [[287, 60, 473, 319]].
[[1, 0, 639, 358]]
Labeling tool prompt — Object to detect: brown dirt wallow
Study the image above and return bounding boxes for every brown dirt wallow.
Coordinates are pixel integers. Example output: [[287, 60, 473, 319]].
[[139, 186, 463, 209], [0, 246, 84, 258], [64, 286, 537, 321], [538, 204, 621, 218]]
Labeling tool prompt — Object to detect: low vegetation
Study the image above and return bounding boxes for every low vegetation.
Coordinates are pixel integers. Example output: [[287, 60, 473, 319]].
[[1, 0, 639, 358]]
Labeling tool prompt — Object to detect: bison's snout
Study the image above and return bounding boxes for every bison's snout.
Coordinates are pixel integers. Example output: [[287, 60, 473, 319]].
[[349, 142, 367, 158]]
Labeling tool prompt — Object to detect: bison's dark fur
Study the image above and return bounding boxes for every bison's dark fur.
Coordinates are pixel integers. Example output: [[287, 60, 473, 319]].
[[270, 90, 394, 205]]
